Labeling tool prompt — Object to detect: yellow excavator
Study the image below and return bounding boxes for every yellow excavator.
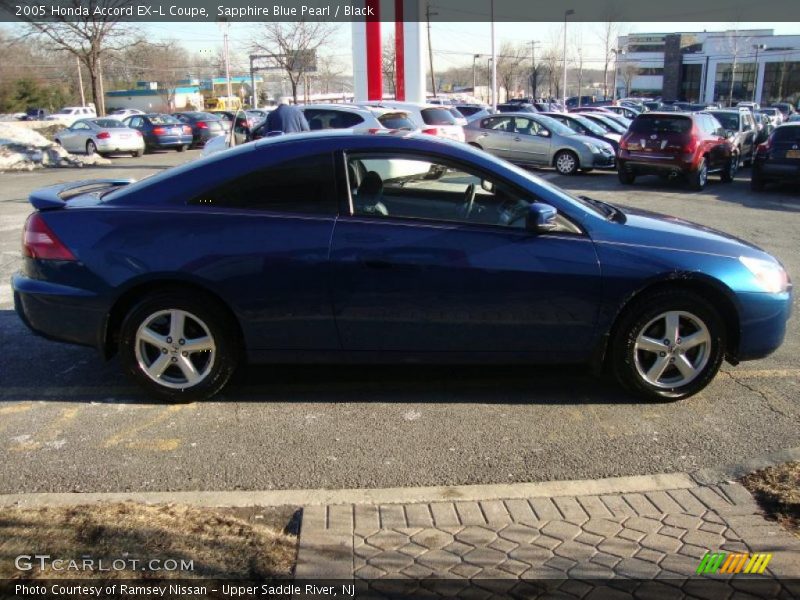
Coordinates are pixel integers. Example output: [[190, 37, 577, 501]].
[[204, 96, 242, 111]]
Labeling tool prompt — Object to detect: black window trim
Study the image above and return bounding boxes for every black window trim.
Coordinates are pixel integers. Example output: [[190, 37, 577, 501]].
[[340, 148, 586, 238]]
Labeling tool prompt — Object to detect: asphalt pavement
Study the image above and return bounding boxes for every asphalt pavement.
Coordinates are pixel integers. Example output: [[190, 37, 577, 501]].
[[0, 151, 798, 494]]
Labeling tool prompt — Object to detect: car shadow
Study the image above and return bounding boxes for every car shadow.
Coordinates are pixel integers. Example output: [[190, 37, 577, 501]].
[[0, 311, 639, 406]]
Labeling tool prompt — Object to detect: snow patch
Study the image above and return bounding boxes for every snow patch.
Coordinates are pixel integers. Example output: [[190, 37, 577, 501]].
[[0, 122, 110, 171]]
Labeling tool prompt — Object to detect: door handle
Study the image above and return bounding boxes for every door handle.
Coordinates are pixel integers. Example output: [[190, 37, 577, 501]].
[[513, 136, 521, 142]]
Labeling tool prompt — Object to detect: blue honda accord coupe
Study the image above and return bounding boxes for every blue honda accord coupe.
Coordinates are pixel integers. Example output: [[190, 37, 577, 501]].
[[12, 131, 792, 402]]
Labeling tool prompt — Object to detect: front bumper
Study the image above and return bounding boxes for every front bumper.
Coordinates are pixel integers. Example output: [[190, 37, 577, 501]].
[[12, 273, 106, 350], [735, 289, 793, 361], [589, 152, 616, 170]]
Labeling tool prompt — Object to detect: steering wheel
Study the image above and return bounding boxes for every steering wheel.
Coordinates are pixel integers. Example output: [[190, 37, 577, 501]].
[[461, 184, 476, 219]]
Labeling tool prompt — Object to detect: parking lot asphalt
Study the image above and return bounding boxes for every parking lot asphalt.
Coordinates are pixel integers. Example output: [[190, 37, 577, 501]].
[[1, 150, 798, 494]]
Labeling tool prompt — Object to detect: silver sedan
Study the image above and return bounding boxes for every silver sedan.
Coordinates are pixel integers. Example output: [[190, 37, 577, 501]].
[[54, 118, 145, 157], [464, 113, 616, 175]]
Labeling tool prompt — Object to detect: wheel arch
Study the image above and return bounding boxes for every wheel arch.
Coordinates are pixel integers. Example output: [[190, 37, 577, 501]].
[[551, 147, 580, 167], [102, 278, 245, 360], [593, 273, 742, 373]]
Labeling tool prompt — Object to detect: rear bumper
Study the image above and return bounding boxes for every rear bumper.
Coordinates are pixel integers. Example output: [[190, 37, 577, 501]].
[[96, 138, 144, 153], [618, 154, 693, 175], [146, 135, 193, 148], [735, 289, 793, 361], [12, 273, 106, 350], [754, 161, 800, 180]]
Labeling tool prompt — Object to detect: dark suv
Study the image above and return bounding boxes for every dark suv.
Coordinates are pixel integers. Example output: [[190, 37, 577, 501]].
[[617, 112, 737, 191], [707, 109, 758, 166], [751, 123, 800, 190]]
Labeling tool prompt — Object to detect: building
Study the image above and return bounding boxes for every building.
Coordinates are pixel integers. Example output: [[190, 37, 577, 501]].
[[105, 76, 262, 113], [616, 29, 800, 105]]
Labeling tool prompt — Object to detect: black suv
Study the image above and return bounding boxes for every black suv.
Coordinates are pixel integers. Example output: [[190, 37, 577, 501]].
[[751, 123, 800, 190], [707, 109, 758, 166]]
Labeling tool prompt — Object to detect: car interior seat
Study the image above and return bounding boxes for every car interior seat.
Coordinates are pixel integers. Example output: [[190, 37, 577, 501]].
[[354, 171, 389, 216]]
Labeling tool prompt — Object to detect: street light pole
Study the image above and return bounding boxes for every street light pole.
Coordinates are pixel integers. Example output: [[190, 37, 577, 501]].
[[473, 54, 481, 99], [753, 44, 767, 103], [530, 40, 539, 99], [490, 0, 497, 111], [563, 9, 574, 110]]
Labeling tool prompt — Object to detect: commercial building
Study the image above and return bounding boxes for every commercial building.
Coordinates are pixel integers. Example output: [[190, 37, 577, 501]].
[[615, 29, 800, 105], [105, 77, 262, 113]]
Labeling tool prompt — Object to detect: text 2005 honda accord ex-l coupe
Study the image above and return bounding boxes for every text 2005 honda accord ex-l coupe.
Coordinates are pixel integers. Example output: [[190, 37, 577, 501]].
[[12, 131, 792, 402]]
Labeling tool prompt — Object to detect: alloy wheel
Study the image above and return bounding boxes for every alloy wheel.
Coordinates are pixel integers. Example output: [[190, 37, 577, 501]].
[[556, 152, 576, 174], [633, 310, 711, 388], [134, 309, 216, 389]]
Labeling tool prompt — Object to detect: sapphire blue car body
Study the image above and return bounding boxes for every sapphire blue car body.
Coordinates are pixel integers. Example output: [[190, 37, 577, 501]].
[[12, 132, 792, 401]]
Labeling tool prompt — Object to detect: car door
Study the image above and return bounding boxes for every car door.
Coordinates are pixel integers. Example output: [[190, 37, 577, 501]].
[[330, 152, 602, 356], [66, 121, 90, 151], [742, 112, 756, 158], [472, 116, 515, 157], [509, 117, 551, 165]]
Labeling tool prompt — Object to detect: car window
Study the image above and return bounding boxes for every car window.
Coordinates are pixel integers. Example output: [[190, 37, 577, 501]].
[[305, 109, 364, 130], [72, 121, 91, 130], [128, 117, 142, 128], [377, 112, 416, 130], [772, 126, 800, 142], [190, 154, 338, 215], [420, 107, 457, 126], [482, 116, 513, 131], [94, 119, 126, 128], [710, 112, 739, 131], [629, 114, 692, 134], [513, 117, 546, 136], [149, 115, 181, 125], [456, 106, 481, 117], [571, 116, 606, 136], [346, 154, 579, 234], [535, 116, 575, 136]]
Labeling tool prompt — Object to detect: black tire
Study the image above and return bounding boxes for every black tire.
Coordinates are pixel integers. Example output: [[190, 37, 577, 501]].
[[720, 153, 738, 183], [118, 290, 240, 402], [554, 150, 579, 175], [688, 158, 708, 191], [176, 145, 188, 153], [609, 290, 726, 401], [131, 150, 142, 158], [618, 166, 636, 185], [86, 140, 97, 156]]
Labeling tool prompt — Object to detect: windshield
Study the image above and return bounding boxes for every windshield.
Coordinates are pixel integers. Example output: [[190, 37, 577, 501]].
[[590, 115, 626, 133], [710, 112, 739, 131], [535, 115, 576, 136], [571, 115, 607, 136], [148, 115, 181, 125], [629, 114, 692, 135], [421, 108, 457, 126], [93, 119, 126, 128]]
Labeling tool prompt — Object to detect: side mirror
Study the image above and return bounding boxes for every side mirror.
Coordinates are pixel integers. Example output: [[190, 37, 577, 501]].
[[538, 129, 551, 138], [526, 203, 558, 233], [480, 179, 495, 193], [721, 129, 732, 139]]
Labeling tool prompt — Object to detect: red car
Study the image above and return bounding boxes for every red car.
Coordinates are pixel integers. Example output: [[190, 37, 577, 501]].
[[617, 112, 737, 191]]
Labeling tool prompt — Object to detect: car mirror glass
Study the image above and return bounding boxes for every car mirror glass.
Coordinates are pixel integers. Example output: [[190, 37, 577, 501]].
[[525, 203, 558, 233], [480, 179, 495, 193]]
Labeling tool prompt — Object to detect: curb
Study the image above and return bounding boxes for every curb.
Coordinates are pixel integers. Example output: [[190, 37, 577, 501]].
[[1, 446, 796, 509]]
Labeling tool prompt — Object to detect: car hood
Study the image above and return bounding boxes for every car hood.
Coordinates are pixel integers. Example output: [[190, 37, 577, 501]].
[[595, 205, 771, 260], [604, 132, 622, 143], [572, 134, 613, 150]]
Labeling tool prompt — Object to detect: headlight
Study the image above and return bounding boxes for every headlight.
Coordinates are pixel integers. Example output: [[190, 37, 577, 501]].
[[740, 256, 789, 293], [586, 143, 601, 153]]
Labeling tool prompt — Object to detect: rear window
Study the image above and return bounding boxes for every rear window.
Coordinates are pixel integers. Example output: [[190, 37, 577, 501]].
[[93, 119, 126, 128], [420, 108, 457, 126], [630, 115, 692, 135], [772, 126, 800, 142], [709, 112, 739, 131], [455, 106, 481, 116], [148, 115, 181, 125], [377, 112, 416, 130]]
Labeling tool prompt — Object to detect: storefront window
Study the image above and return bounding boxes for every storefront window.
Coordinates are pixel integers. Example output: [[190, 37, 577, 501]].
[[761, 61, 800, 105], [713, 62, 757, 104]]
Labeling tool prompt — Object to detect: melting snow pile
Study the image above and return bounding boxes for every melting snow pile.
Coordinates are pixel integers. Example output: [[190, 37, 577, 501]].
[[0, 122, 110, 171]]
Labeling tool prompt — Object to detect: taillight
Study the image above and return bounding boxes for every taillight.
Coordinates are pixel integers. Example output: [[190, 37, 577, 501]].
[[196, 121, 208, 129], [96, 131, 111, 139], [152, 127, 166, 135], [422, 127, 439, 135], [22, 213, 76, 261], [367, 128, 381, 133], [756, 137, 771, 156], [183, 125, 192, 134], [619, 138, 628, 150]]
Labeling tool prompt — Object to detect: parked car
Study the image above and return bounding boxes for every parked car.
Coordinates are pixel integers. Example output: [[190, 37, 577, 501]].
[[12, 131, 791, 402], [453, 104, 492, 118], [570, 106, 614, 115], [54, 118, 144, 157], [707, 109, 758, 166], [447, 107, 468, 127], [107, 108, 145, 121], [300, 104, 418, 134], [23, 107, 49, 121], [788, 113, 800, 123], [643, 101, 663, 111], [618, 112, 736, 190], [565, 95, 597, 109], [736, 101, 760, 112], [245, 109, 271, 124], [122, 113, 193, 152], [542, 112, 621, 151], [754, 112, 775, 144], [44, 106, 96, 125], [172, 111, 227, 147], [496, 103, 538, 114], [357, 101, 465, 142], [771, 102, 795, 120], [756, 107, 783, 127], [751, 123, 800, 191], [465, 112, 616, 175], [580, 113, 629, 136], [606, 105, 641, 119]]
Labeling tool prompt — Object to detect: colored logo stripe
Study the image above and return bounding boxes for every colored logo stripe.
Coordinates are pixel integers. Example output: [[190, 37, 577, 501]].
[[697, 552, 772, 575]]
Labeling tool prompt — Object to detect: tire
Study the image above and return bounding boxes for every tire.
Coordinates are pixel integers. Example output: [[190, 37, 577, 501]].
[[131, 150, 142, 158], [688, 158, 708, 191], [751, 169, 766, 191], [609, 290, 726, 401], [720, 153, 738, 183], [618, 166, 636, 185], [86, 140, 97, 156], [177, 145, 188, 153], [118, 290, 240, 402], [54, 138, 61, 146], [554, 150, 579, 175]]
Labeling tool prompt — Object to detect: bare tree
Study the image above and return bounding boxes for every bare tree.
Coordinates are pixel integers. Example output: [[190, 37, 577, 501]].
[[621, 64, 639, 96], [570, 32, 585, 104], [382, 34, 396, 97], [11, 0, 138, 115], [722, 26, 751, 106], [251, 21, 333, 103], [596, 19, 621, 99], [497, 42, 527, 100], [314, 55, 345, 95]]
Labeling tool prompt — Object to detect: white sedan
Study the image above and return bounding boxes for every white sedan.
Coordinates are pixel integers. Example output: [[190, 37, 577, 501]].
[[54, 118, 145, 157]]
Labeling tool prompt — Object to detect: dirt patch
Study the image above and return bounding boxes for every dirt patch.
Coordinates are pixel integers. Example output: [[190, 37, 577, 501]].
[[741, 461, 800, 538], [0, 502, 298, 579]]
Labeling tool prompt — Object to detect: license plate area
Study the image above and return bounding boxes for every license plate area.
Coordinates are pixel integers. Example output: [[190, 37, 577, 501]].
[[786, 149, 800, 158]]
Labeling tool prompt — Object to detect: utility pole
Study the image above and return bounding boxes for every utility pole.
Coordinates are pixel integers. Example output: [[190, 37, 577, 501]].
[[76, 56, 86, 107], [490, 0, 497, 110], [752, 44, 766, 103], [426, 4, 437, 98], [220, 21, 233, 98], [472, 54, 481, 99], [530, 40, 539, 99], [563, 9, 574, 110]]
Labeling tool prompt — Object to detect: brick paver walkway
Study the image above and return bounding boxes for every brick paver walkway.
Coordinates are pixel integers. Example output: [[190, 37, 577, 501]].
[[296, 481, 800, 597]]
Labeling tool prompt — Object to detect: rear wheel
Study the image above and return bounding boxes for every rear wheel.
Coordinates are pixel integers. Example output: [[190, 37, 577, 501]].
[[131, 150, 142, 158], [609, 290, 726, 401], [618, 166, 636, 185], [468, 142, 483, 150], [118, 290, 239, 402], [86, 140, 97, 156], [688, 158, 708, 191], [177, 145, 188, 153], [554, 150, 579, 175], [720, 153, 738, 183]]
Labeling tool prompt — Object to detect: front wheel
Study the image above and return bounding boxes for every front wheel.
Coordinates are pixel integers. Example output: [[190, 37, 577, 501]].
[[609, 290, 726, 401], [131, 150, 142, 158], [720, 153, 738, 183], [118, 290, 239, 402], [554, 150, 579, 175], [618, 167, 636, 185]]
